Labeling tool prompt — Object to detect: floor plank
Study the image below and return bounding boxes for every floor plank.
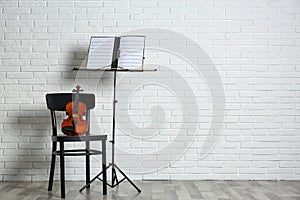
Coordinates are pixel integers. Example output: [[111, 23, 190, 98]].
[[0, 180, 299, 200]]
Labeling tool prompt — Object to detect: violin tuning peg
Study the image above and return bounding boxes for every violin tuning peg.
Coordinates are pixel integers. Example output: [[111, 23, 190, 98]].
[[72, 85, 84, 92]]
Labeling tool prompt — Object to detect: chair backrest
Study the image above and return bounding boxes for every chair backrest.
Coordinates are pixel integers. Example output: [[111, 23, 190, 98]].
[[46, 93, 95, 111], [46, 93, 95, 136]]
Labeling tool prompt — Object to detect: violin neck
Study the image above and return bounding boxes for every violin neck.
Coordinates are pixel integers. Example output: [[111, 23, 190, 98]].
[[73, 87, 80, 113]]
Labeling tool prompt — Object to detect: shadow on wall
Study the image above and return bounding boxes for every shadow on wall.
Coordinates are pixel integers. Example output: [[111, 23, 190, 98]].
[[2, 47, 112, 181], [62, 46, 112, 89], [2, 109, 52, 181]]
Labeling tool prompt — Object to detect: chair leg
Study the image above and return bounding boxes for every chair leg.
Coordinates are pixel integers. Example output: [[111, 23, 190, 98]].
[[48, 142, 57, 191], [60, 142, 65, 198], [102, 140, 107, 195], [86, 141, 90, 189]]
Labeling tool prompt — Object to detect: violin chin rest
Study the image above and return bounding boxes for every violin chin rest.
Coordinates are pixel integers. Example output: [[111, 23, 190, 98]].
[[62, 126, 75, 134]]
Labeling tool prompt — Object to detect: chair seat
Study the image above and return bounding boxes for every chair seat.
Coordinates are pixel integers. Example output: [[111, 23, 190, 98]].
[[52, 135, 107, 142], [53, 149, 102, 156]]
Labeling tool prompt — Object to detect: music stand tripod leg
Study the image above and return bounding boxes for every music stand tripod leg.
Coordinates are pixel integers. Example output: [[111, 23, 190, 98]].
[[111, 166, 118, 186], [114, 164, 141, 192], [79, 164, 111, 192]]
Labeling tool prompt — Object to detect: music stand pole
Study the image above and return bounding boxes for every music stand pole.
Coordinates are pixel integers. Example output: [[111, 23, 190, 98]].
[[111, 70, 117, 185], [110, 70, 141, 192]]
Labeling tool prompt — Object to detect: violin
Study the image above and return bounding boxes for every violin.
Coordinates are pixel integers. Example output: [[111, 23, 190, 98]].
[[61, 85, 88, 136]]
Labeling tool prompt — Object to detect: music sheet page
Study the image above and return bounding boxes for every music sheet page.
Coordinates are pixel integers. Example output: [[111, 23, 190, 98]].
[[118, 36, 145, 69], [86, 37, 115, 69]]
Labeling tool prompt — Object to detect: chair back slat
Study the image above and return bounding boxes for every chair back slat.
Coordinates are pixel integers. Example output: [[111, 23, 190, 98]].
[[46, 93, 95, 136], [46, 93, 95, 111]]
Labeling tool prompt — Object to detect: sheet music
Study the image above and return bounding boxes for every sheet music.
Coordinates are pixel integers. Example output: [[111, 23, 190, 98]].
[[118, 36, 145, 69], [87, 37, 115, 69]]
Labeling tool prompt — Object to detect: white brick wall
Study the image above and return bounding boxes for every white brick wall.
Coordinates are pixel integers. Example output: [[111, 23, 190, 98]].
[[0, 0, 300, 181]]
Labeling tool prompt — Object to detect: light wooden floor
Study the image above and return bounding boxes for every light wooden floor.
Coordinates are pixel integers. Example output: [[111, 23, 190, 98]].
[[0, 180, 299, 200]]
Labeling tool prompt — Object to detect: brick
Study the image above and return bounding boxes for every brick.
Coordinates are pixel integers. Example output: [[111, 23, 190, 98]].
[[5, 33, 32, 40], [32, 33, 59, 40], [33, 46, 59, 52], [0, 52, 19, 59], [47, 27, 74, 33], [5, 20, 33, 27], [116, 20, 143, 27], [19, 14, 47, 20], [19, 1, 47, 7], [20, 169, 47, 175], [0, 1, 18, 8], [48, 14, 74, 20], [5, 162, 32, 169], [74, 1, 102, 7], [19, 143, 46, 149], [7, 72, 33, 79], [4, 175, 31, 181], [103, 14, 129, 20], [20, 53, 47, 59], [21, 40, 47, 46], [0, 27, 18, 34], [172, 20, 198, 27], [47, 1, 74, 7], [2, 59, 30, 66], [75, 27, 103, 33], [3, 8, 30, 14], [34, 20, 62, 27]]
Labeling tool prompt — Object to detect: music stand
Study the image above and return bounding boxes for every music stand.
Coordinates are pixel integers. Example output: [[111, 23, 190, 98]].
[[76, 36, 156, 193]]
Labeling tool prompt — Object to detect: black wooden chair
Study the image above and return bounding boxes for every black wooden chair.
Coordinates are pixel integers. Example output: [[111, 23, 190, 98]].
[[46, 93, 107, 198]]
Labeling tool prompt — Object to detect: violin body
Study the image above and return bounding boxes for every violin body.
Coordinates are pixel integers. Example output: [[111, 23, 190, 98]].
[[61, 86, 88, 136]]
